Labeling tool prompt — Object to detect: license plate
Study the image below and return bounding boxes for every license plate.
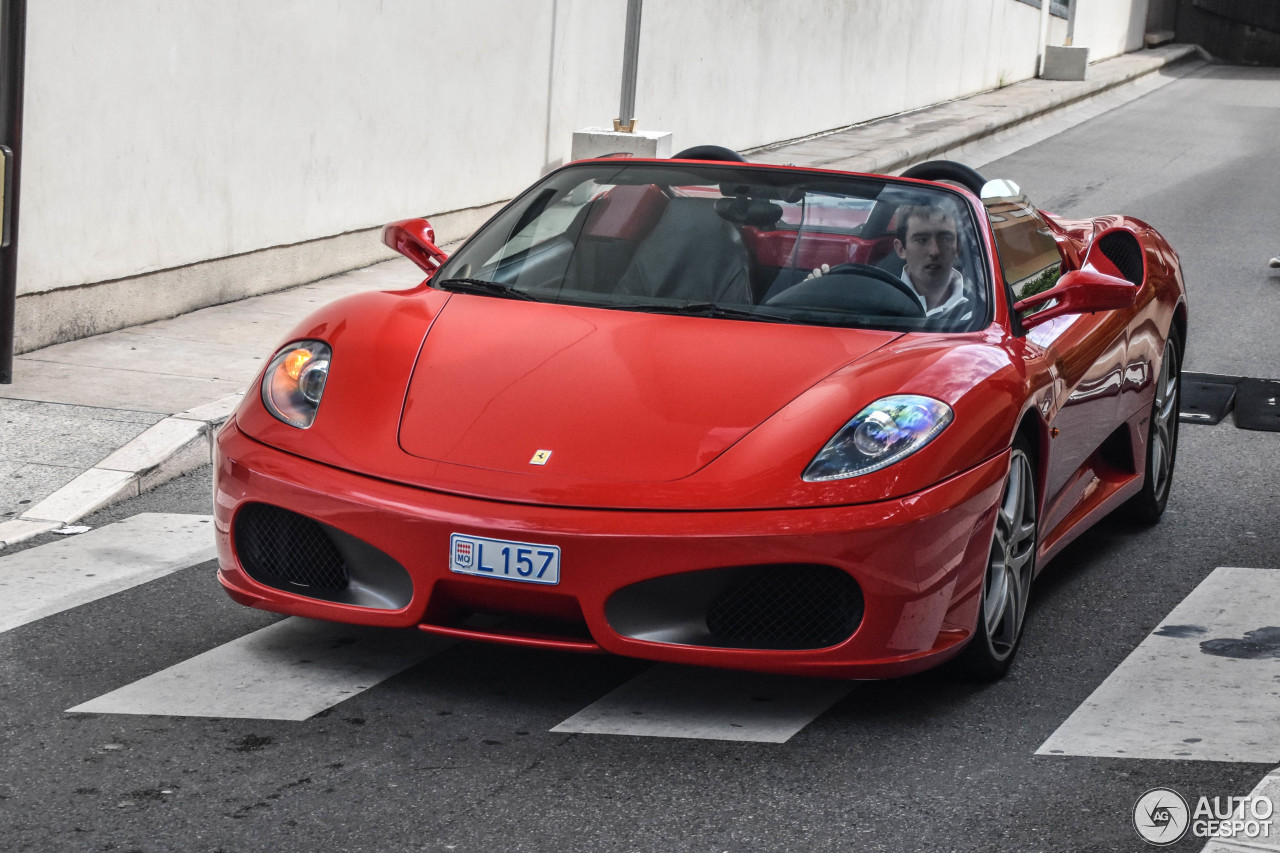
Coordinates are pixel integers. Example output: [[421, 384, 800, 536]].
[[449, 533, 560, 585]]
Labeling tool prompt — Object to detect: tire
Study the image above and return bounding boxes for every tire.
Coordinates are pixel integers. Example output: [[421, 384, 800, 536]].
[[955, 436, 1038, 680], [1123, 327, 1181, 524]]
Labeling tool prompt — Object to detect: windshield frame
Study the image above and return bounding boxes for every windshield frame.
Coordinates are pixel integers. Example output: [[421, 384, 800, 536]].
[[433, 160, 995, 334]]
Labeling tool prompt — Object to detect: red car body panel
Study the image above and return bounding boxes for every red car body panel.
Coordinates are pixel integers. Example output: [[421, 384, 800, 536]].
[[216, 419, 1007, 678], [215, 159, 1187, 678], [396, 296, 902, 482]]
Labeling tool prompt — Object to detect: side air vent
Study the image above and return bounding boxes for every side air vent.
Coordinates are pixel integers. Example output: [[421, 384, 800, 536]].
[[1097, 230, 1144, 285]]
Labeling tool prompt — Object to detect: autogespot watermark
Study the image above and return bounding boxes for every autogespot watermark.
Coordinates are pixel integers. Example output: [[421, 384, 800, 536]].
[[1133, 787, 1275, 846]]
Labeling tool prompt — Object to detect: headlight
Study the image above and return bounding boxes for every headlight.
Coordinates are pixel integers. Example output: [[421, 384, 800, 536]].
[[803, 395, 952, 481], [261, 340, 331, 428]]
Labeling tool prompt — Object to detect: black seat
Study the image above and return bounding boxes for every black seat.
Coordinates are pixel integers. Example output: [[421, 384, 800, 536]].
[[616, 199, 753, 303], [875, 252, 905, 277]]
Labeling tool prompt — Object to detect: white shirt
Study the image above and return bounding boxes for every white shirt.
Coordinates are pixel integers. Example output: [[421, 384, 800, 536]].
[[901, 268, 973, 322]]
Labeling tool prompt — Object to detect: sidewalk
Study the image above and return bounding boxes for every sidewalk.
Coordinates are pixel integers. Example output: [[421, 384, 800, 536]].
[[0, 43, 1201, 548]]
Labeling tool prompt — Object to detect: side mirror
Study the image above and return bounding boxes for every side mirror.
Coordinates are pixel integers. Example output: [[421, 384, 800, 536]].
[[1014, 268, 1136, 330], [382, 218, 448, 276]]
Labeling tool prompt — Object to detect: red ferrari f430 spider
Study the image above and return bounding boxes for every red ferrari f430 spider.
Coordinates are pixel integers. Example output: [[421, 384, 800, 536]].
[[214, 151, 1186, 680]]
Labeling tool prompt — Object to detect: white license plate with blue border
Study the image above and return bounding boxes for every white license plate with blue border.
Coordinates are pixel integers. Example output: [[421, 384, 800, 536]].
[[449, 533, 561, 585]]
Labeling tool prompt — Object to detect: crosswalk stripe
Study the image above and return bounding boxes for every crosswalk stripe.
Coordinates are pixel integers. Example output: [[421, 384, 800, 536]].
[[1038, 567, 1280, 763], [0, 513, 216, 634], [67, 617, 453, 720], [1197, 767, 1280, 852], [551, 663, 852, 743]]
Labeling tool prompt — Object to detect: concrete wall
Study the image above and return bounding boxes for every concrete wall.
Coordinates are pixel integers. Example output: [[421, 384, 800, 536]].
[[14, 0, 1148, 352], [1072, 0, 1151, 56]]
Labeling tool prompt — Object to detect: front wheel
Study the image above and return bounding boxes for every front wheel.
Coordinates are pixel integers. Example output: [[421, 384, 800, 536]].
[[1123, 327, 1181, 524], [955, 437, 1038, 680]]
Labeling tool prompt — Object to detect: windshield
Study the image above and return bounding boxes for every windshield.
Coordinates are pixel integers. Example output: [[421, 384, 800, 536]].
[[435, 162, 990, 333]]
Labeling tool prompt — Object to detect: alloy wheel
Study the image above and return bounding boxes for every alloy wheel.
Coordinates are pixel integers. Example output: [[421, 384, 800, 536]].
[[982, 447, 1037, 659], [1149, 338, 1180, 504]]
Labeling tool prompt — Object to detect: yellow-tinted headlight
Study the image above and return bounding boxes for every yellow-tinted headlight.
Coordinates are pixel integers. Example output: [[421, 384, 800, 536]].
[[261, 340, 332, 428]]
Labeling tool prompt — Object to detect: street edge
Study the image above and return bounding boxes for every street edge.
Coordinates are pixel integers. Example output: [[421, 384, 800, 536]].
[[0, 392, 243, 548]]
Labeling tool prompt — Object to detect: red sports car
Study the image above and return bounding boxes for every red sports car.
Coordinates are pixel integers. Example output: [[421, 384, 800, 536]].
[[213, 150, 1186, 680]]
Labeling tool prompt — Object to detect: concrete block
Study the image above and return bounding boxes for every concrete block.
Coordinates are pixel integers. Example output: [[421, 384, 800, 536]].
[[1041, 45, 1089, 81], [22, 468, 138, 524], [136, 433, 212, 494], [0, 518, 62, 547], [97, 417, 207, 476], [176, 393, 245, 426], [571, 128, 673, 162]]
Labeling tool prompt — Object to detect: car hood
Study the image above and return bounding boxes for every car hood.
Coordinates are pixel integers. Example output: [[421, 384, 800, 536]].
[[397, 295, 901, 482]]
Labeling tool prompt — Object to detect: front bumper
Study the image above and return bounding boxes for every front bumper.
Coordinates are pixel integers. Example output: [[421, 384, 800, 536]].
[[214, 419, 1008, 678]]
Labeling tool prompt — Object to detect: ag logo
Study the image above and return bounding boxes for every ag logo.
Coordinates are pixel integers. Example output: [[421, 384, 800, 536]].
[[1134, 787, 1190, 846]]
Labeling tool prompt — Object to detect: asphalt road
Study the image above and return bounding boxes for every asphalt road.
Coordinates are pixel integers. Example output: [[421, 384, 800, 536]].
[[2, 62, 1279, 853]]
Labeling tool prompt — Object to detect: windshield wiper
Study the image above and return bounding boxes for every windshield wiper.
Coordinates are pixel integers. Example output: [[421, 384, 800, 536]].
[[660, 302, 801, 323], [576, 300, 802, 323], [434, 278, 539, 301]]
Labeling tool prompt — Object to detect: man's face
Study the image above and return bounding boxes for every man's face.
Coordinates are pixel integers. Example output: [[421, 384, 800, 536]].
[[895, 210, 958, 296]]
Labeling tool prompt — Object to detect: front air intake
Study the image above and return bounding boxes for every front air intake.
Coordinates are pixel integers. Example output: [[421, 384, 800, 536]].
[[705, 565, 863, 650], [234, 503, 349, 593], [606, 564, 864, 651]]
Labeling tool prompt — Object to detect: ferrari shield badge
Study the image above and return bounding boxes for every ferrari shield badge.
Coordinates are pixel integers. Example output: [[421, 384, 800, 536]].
[[530, 449, 552, 466]]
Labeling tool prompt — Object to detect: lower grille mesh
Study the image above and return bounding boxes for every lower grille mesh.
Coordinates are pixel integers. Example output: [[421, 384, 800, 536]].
[[705, 564, 862, 650], [234, 503, 349, 592]]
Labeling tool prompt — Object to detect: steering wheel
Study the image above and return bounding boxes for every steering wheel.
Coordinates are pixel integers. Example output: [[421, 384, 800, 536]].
[[765, 263, 925, 318], [822, 262, 922, 305]]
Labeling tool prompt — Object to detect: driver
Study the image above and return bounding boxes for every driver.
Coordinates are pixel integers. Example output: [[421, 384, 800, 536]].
[[807, 203, 975, 325]]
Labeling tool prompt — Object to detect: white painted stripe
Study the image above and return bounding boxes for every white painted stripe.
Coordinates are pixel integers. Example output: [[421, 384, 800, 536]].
[[68, 618, 451, 720], [1199, 767, 1280, 852], [1038, 567, 1280, 763], [0, 513, 216, 633], [551, 664, 852, 743]]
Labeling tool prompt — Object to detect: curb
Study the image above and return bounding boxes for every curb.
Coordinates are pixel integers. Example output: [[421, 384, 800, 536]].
[[876, 44, 1201, 175], [0, 393, 244, 549], [744, 43, 1201, 175]]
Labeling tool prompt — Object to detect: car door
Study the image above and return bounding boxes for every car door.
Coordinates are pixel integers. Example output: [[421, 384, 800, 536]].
[[984, 185, 1129, 541]]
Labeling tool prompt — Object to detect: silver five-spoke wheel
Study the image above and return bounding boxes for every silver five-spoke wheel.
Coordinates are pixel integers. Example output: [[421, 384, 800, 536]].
[[1125, 327, 1181, 523], [984, 447, 1037, 659], [1149, 336, 1179, 505], [958, 437, 1037, 679]]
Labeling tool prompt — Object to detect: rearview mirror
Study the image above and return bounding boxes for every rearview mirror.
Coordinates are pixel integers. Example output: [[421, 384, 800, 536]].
[[382, 218, 448, 276], [1015, 268, 1136, 330]]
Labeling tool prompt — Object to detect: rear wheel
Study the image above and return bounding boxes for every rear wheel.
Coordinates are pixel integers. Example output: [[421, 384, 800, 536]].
[[956, 436, 1038, 680], [1123, 327, 1181, 524]]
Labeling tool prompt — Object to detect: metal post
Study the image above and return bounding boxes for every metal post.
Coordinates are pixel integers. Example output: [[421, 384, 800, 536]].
[[0, 0, 25, 383], [1037, 0, 1052, 76], [1066, 0, 1078, 46], [614, 0, 642, 133]]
